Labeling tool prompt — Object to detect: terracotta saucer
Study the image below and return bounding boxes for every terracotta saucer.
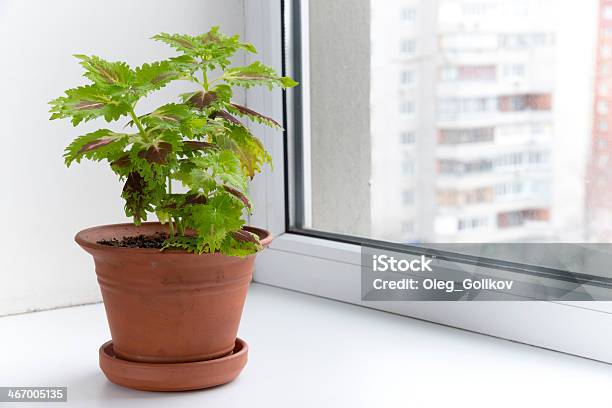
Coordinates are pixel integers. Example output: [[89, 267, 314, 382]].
[[99, 338, 248, 392]]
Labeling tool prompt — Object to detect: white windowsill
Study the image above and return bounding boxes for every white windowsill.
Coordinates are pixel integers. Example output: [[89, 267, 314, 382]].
[[1, 283, 610, 407]]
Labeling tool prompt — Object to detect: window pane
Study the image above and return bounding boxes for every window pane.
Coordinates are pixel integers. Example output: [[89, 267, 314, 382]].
[[298, 0, 607, 249]]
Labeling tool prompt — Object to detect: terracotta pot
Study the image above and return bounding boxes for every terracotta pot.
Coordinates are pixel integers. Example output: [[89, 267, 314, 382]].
[[76, 222, 271, 364]]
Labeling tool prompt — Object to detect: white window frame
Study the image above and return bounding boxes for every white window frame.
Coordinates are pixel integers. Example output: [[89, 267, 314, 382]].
[[244, 0, 612, 364]]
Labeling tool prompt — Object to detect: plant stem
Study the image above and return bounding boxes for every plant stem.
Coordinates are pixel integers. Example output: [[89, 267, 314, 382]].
[[169, 218, 175, 239], [167, 176, 175, 239], [202, 68, 208, 91], [177, 218, 185, 236], [128, 108, 147, 142]]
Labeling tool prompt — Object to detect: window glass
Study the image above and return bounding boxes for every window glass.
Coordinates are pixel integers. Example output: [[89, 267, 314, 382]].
[[300, 0, 606, 248], [400, 131, 416, 144], [400, 38, 416, 54]]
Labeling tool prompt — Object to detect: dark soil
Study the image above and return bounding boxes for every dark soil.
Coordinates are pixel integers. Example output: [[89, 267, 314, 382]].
[[98, 232, 168, 249]]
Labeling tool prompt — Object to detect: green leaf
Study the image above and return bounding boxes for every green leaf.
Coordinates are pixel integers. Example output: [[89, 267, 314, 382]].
[[64, 129, 129, 166], [227, 103, 282, 129], [133, 60, 182, 95], [153, 27, 257, 71], [169, 54, 200, 76], [51, 58, 180, 127], [152, 33, 200, 53], [161, 235, 200, 252], [229, 229, 258, 244], [212, 150, 248, 192], [185, 85, 233, 113], [187, 149, 248, 193], [223, 185, 251, 210], [220, 232, 261, 257], [186, 91, 218, 110], [137, 141, 172, 164], [49, 84, 132, 125], [122, 171, 148, 224], [121, 162, 168, 225], [74, 54, 133, 87], [175, 159, 215, 194], [212, 110, 243, 126], [182, 140, 216, 151], [186, 191, 246, 252], [212, 84, 233, 102], [223, 61, 298, 90], [139, 103, 194, 131], [214, 125, 271, 178], [156, 209, 171, 224]]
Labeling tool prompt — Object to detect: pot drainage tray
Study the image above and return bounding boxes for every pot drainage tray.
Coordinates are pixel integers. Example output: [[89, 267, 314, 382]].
[[99, 338, 248, 391]]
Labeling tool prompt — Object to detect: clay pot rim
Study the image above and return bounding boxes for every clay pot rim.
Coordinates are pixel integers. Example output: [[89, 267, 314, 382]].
[[75, 221, 272, 255]]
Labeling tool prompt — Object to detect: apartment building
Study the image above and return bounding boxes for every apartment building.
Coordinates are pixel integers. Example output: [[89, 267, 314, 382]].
[[587, 0, 612, 241], [371, 0, 557, 243]]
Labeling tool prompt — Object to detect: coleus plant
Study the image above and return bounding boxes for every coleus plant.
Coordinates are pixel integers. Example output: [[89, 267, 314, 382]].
[[49, 27, 297, 256]]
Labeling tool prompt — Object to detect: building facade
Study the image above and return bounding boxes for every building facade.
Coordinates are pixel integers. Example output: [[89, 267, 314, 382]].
[[371, 0, 557, 243]]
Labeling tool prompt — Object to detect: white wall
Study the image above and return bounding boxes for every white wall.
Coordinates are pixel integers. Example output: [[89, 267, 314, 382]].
[[0, 0, 246, 315]]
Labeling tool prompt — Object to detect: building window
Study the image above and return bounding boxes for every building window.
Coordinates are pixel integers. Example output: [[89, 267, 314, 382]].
[[528, 151, 548, 164], [495, 182, 523, 197], [400, 100, 415, 114], [599, 83, 609, 96], [439, 127, 494, 144], [463, 188, 492, 204], [400, 131, 415, 144], [604, 5, 612, 20], [439, 159, 493, 175], [497, 209, 550, 228], [440, 66, 458, 81], [598, 100, 608, 114], [400, 7, 416, 22], [438, 97, 497, 116], [465, 160, 493, 173], [400, 39, 416, 54], [401, 221, 414, 233], [402, 159, 415, 175], [599, 120, 609, 132], [598, 154, 609, 168], [458, 217, 488, 231], [598, 137, 608, 149], [441, 65, 496, 81], [496, 152, 524, 168], [502, 63, 525, 79], [437, 190, 458, 206], [400, 70, 414, 85], [498, 94, 551, 112], [498, 33, 554, 49], [402, 190, 415, 205]]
